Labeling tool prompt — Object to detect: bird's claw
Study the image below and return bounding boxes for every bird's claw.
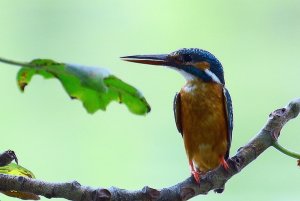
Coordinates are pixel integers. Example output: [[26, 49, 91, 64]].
[[192, 170, 200, 184], [220, 157, 229, 170], [189, 160, 201, 184]]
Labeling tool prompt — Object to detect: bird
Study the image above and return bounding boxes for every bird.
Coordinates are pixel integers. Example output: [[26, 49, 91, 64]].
[[121, 48, 233, 190]]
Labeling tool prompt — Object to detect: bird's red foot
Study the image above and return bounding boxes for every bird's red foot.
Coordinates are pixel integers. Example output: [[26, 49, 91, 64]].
[[192, 170, 200, 183], [220, 157, 229, 170], [189, 160, 201, 183]]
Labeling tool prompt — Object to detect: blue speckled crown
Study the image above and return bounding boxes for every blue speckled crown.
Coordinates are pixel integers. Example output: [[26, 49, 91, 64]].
[[171, 48, 225, 84]]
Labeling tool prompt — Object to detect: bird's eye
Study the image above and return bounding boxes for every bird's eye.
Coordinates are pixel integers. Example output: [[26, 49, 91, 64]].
[[182, 54, 192, 63]]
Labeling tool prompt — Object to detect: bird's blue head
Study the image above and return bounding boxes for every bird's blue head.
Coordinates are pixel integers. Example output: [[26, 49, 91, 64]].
[[121, 48, 225, 85]]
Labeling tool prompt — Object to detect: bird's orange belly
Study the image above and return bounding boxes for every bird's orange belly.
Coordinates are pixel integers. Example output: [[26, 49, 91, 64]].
[[180, 81, 228, 173]]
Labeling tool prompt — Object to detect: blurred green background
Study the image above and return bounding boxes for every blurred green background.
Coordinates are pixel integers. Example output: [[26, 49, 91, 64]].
[[0, 0, 299, 200]]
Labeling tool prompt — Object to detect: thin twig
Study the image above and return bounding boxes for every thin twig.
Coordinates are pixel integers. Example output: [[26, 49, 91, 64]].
[[273, 141, 300, 159], [0, 57, 31, 67]]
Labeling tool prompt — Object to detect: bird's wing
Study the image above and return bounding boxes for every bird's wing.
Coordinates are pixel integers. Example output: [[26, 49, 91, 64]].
[[223, 87, 233, 159], [173, 92, 183, 136]]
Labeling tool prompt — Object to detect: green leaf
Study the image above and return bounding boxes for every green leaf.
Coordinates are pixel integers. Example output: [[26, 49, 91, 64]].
[[16, 59, 151, 115], [0, 163, 40, 200], [0, 163, 35, 178]]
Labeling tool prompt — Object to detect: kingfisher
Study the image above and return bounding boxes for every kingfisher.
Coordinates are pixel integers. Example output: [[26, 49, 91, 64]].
[[121, 48, 233, 188]]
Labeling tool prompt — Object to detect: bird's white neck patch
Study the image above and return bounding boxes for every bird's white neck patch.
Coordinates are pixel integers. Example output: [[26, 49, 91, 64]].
[[170, 66, 222, 84], [204, 69, 221, 84]]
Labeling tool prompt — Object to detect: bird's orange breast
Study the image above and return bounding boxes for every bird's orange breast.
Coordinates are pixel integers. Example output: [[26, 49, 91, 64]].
[[180, 79, 228, 173]]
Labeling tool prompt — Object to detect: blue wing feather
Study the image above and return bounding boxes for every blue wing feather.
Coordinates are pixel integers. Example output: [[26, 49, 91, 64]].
[[223, 87, 233, 159], [173, 92, 183, 136]]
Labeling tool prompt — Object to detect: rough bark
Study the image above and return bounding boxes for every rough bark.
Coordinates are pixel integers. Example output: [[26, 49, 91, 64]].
[[0, 98, 299, 201]]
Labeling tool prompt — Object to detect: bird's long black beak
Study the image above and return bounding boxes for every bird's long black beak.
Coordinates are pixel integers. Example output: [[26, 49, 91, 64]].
[[121, 54, 169, 66]]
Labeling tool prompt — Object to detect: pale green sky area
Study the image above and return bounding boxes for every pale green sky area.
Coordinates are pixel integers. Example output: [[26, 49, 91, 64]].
[[0, 1, 300, 201]]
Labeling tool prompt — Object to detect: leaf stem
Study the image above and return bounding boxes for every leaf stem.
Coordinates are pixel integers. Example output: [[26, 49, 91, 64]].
[[0, 57, 33, 68], [273, 141, 300, 159]]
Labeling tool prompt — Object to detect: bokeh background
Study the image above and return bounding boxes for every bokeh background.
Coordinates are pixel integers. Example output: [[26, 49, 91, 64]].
[[0, 0, 300, 200]]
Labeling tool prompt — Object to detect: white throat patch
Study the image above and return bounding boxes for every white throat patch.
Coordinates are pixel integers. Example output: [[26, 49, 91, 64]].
[[179, 70, 197, 81]]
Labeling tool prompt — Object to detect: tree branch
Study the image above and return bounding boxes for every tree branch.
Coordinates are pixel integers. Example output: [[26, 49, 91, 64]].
[[1, 98, 300, 201]]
